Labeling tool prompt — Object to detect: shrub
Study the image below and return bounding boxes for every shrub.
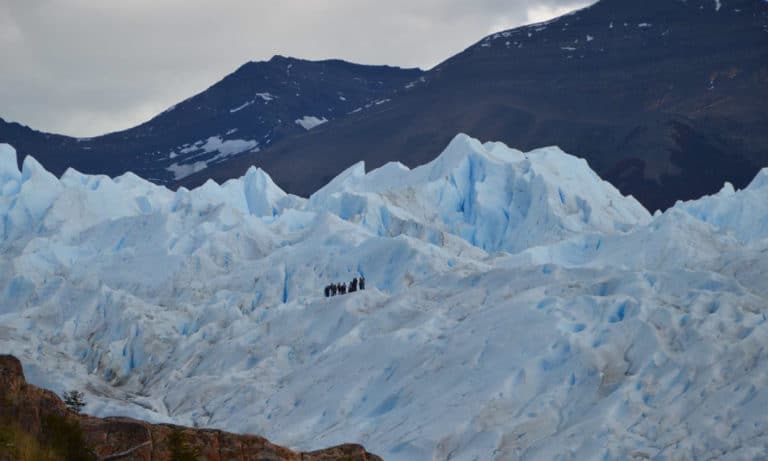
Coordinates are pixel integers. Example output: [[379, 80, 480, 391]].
[[42, 414, 96, 461], [0, 423, 60, 461], [167, 429, 199, 461]]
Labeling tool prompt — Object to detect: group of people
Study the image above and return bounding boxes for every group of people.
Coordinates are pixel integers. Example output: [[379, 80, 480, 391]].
[[324, 277, 365, 297]]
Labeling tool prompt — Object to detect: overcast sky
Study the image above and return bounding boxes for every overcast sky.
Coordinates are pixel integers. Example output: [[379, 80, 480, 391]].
[[0, 0, 591, 137]]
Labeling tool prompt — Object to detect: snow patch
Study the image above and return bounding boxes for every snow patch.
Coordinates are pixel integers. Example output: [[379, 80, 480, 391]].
[[229, 101, 253, 113], [229, 93, 275, 113], [165, 137, 257, 177], [295, 116, 328, 130], [255, 92, 275, 102], [166, 161, 208, 180], [197, 137, 257, 157]]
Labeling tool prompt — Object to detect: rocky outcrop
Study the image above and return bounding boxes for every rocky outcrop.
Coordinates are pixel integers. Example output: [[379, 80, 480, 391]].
[[0, 355, 381, 461]]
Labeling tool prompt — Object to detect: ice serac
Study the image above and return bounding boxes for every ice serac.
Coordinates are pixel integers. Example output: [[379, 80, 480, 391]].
[[1, 145, 63, 242], [313, 133, 651, 253], [0, 144, 21, 200], [673, 168, 768, 243], [240, 166, 287, 217], [0, 143, 20, 180], [1, 135, 768, 461], [309, 161, 366, 204], [188, 167, 303, 219]]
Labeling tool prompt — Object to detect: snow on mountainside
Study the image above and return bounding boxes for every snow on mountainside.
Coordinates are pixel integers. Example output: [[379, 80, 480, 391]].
[[0, 57, 422, 186], [2, 136, 768, 460]]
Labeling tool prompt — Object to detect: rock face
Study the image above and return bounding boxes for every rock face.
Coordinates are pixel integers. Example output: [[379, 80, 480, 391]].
[[0, 355, 381, 461]]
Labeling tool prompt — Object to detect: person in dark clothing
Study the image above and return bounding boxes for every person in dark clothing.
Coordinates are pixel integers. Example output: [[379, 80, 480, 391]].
[[330, 284, 337, 296], [324, 285, 330, 297], [339, 283, 347, 295], [349, 278, 358, 292], [359, 277, 365, 290]]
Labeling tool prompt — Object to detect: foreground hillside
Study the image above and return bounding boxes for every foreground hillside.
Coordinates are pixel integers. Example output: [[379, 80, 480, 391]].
[[1, 135, 768, 459], [0, 355, 380, 461]]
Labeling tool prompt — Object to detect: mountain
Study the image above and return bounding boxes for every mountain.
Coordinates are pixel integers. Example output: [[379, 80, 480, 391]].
[[1, 0, 766, 210], [3, 137, 768, 459], [0, 355, 381, 461], [183, 0, 768, 211], [0, 56, 422, 182]]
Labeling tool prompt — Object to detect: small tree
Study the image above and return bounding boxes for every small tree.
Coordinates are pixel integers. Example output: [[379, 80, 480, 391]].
[[62, 390, 86, 415]]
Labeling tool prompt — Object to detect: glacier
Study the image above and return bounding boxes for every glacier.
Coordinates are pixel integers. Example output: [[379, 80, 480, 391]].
[[1, 135, 768, 460]]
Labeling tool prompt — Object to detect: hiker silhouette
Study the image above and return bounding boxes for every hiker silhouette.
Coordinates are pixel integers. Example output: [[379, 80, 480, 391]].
[[324, 277, 367, 297]]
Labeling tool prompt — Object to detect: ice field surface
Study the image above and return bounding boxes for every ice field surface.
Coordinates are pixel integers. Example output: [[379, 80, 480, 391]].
[[2, 136, 768, 460]]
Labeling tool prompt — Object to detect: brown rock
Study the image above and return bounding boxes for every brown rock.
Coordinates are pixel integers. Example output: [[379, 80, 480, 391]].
[[303, 444, 383, 461], [0, 355, 382, 461]]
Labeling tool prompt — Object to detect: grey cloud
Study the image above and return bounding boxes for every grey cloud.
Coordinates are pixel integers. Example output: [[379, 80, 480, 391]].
[[0, 0, 591, 136]]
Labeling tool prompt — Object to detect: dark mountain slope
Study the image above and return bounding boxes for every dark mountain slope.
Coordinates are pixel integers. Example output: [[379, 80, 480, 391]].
[[2, 0, 766, 210], [184, 0, 768, 210], [0, 57, 422, 183]]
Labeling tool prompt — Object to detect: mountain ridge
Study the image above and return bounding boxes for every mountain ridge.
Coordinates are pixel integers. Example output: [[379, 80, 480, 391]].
[[186, 0, 766, 210], [0, 56, 422, 182], [2, 0, 767, 210]]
